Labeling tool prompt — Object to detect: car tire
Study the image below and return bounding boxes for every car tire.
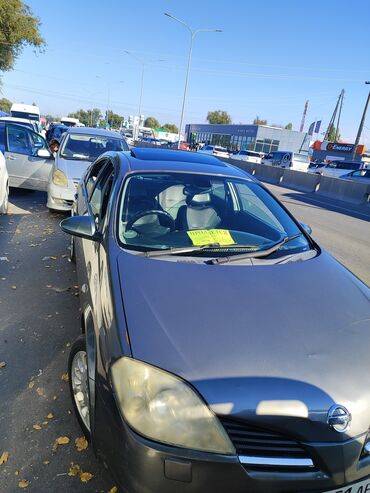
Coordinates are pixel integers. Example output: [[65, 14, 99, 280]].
[[68, 335, 91, 440], [0, 183, 9, 214]]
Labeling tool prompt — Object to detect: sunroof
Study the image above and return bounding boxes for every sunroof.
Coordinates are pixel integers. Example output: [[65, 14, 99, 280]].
[[130, 148, 227, 166]]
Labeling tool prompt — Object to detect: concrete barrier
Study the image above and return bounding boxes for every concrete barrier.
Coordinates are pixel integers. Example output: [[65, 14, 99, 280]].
[[224, 158, 255, 176], [281, 169, 321, 193], [317, 176, 370, 205], [253, 163, 284, 184]]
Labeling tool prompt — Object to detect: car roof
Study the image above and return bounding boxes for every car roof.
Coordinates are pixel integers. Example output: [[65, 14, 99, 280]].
[[66, 126, 122, 138], [122, 148, 252, 179], [0, 116, 33, 123]]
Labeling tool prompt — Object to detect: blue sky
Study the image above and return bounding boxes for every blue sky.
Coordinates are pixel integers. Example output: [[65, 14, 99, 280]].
[[2, 0, 370, 144]]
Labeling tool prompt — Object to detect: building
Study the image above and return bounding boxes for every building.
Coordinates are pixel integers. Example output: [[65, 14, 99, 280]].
[[311, 141, 366, 163], [185, 123, 309, 153]]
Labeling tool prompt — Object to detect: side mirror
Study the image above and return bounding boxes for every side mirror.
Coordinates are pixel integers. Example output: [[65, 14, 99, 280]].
[[60, 215, 102, 242], [300, 222, 312, 235], [37, 148, 52, 158]]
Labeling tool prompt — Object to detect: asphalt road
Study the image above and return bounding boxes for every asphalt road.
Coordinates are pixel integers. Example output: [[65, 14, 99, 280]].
[[0, 186, 369, 493], [0, 190, 116, 493]]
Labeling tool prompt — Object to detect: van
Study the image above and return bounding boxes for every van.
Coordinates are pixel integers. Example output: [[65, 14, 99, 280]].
[[10, 103, 40, 123], [262, 151, 310, 172]]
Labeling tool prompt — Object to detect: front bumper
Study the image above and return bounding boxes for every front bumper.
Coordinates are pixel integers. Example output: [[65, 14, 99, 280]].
[[93, 386, 370, 493], [47, 180, 77, 211]]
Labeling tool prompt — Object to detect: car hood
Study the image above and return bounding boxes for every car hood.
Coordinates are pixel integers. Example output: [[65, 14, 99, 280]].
[[117, 250, 370, 440], [55, 156, 91, 180]]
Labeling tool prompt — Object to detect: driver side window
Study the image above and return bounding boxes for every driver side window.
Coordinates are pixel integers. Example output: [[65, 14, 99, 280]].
[[7, 125, 32, 155], [88, 161, 115, 228]]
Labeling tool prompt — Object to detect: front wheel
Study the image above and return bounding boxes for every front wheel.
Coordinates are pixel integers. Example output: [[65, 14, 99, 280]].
[[69, 236, 76, 263], [68, 336, 91, 439]]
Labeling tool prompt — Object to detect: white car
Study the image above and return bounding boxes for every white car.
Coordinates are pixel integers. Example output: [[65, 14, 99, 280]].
[[47, 127, 129, 212], [197, 145, 229, 158], [0, 150, 9, 214], [320, 160, 366, 178], [233, 150, 263, 164]]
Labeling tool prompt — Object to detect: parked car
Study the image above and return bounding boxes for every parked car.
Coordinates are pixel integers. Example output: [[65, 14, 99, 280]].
[[0, 122, 53, 191], [233, 150, 264, 164], [60, 147, 370, 493], [47, 127, 128, 212], [321, 160, 367, 178], [45, 124, 69, 143], [262, 151, 310, 171], [340, 168, 370, 182], [0, 150, 9, 214], [307, 161, 326, 174], [198, 145, 229, 158]]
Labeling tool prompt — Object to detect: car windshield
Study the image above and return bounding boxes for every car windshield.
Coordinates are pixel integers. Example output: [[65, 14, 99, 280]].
[[118, 172, 311, 257], [60, 133, 128, 161]]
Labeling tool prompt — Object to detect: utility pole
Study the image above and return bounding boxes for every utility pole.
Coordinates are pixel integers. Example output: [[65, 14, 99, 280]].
[[323, 90, 343, 141], [299, 100, 309, 133], [335, 89, 344, 141], [351, 82, 370, 161]]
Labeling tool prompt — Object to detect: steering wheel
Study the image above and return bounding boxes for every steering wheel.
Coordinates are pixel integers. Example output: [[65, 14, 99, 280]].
[[126, 210, 175, 233]]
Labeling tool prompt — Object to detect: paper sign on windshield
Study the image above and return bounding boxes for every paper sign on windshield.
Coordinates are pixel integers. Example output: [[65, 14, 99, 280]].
[[187, 229, 235, 246]]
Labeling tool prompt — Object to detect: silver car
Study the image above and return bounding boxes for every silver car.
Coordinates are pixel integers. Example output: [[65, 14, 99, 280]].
[[47, 127, 128, 212]]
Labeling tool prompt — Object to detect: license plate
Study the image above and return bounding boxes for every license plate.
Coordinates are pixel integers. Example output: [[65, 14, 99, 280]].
[[323, 477, 370, 493]]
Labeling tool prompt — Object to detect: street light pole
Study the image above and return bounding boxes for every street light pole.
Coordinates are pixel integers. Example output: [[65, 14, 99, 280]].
[[164, 13, 222, 149], [351, 81, 370, 161]]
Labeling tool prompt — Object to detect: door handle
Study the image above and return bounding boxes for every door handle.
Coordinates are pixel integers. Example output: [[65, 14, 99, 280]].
[[7, 155, 16, 160]]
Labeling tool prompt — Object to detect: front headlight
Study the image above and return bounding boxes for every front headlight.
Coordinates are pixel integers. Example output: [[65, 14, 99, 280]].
[[52, 168, 68, 187], [111, 357, 235, 454]]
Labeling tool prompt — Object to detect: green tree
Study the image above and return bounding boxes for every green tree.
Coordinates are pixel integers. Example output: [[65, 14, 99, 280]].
[[106, 110, 124, 129], [0, 0, 45, 72], [162, 123, 179, 134], [45, 114, 60, 122], [144, 116, 160, 128], [253, 116, 267, 125], [285, 122, 293, 130], [68, 108, 102, 127], [0, 97, 12, 112], [327, 125, 341, 142], [206, 110, 231, 124]]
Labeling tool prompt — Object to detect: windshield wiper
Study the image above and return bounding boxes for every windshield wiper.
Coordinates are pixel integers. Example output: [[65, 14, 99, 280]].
[[206, 233, 303, 265], [140, 242, 260, 258]]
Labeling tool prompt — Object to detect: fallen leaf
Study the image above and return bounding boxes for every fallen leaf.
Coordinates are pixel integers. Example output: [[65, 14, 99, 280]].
[[15, 470, 19, 475], [50, 256, 57, 260], [43, 460, 50, 465], [0, 362, 6, 369], [61, 373, 69, 382], [108, 487, 118, 493], [46, 285, 52, 288], [53, 395, 57, 400], [42, 421, 48, 426], [11, 285, 17, 290], [80, 471, 93, 483], [68, 462, 81, 477], [32, 424, 42, 430], [15, 228, 21, 234], [18, 480, 29, 488], [36, 387, 45, 397], [0, 451, 9, 464], [46, 413, 54, 419], [75, 436, 88, 452], [0, 256, 9, 262], [28, 381, 35, 389], [55, 436, 70, 445]]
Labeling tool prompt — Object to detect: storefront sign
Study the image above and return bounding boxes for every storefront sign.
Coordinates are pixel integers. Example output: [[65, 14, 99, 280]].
[[326, 143, 354, 152]]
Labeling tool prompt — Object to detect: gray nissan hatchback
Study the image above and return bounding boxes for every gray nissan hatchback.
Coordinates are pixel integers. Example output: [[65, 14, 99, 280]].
[[61, 148, 370, 493]]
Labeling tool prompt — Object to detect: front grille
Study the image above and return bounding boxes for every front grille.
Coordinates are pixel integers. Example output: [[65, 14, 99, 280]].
[[219, 417, 314, 470]]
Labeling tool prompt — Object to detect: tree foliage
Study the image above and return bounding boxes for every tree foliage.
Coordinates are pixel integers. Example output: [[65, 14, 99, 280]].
[[285, 122, 293, 130], [253, 116, 267, 125], [106, 110, 124, 129], [144, 116, 160, 128], [206, 110, 231, 124], [0, 0, 45, 72], [0, 97, 12, 112], [327, 124, 341, 142], [68, 108, 102, 127], [162, 123, 179, 134]]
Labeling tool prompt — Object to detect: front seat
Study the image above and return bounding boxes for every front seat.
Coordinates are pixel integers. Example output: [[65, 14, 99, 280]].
[[177, 192, 221, 230]]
